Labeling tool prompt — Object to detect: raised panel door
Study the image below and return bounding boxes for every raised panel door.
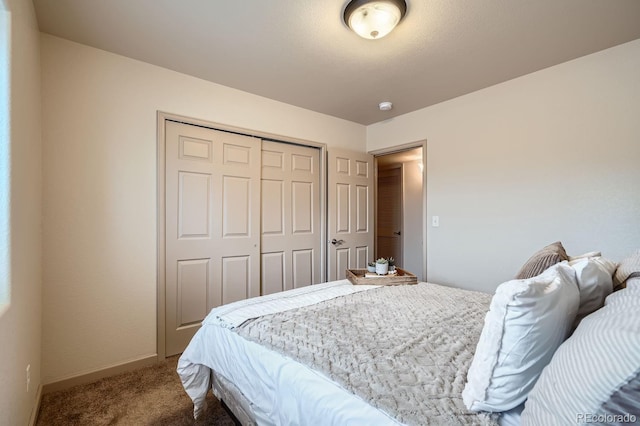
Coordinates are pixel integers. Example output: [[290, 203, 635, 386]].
[[165, 121, 260, 356]]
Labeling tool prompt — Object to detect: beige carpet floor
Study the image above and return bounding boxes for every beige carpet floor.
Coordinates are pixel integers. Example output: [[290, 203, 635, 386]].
[[36, 356, 237, 425]]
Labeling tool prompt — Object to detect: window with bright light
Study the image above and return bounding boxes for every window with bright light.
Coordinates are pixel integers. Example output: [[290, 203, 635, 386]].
[[0, 5, 10, 312]]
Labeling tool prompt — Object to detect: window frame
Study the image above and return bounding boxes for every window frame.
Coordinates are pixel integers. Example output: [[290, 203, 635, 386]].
[[0, 3, 11, 314]]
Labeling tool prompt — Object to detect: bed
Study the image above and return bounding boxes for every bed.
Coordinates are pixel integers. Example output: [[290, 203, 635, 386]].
[[177, 244, 640, 426]]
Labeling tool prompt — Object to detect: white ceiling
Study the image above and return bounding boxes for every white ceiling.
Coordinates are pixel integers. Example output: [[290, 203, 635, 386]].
[[33, 0, 640, 125]]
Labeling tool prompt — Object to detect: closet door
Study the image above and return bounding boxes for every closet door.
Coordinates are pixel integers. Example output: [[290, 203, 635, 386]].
[[165, 121, 261, 356], [261, 142, 321, 295]]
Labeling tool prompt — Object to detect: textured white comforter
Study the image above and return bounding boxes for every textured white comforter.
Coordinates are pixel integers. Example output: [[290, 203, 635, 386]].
[[178, 280, 498, 425]]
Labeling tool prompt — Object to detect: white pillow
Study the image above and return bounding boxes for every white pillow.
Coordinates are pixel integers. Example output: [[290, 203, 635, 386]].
[[462, 263, 580, 412], [521, 286, 640, 425], [569, 251, 601, 261], [569, 256, 616, 325]]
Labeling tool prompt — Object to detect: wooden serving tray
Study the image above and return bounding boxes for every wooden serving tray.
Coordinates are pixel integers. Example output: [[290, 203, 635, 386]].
[[346, 268, 417, 286]]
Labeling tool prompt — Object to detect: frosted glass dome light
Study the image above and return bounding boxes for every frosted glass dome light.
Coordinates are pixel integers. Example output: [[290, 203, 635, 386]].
[[344, 0, 407, 40]]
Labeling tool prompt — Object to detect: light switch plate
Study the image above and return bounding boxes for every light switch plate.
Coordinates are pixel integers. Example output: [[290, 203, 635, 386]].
[[432, 216, 439, 227]]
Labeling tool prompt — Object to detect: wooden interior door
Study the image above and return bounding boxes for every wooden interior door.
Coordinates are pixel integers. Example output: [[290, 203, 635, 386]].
[[261, 141, 321, 294], [377, 166, 403, 266], [327, 148, 374, 281], [165, 121, 261, 356]]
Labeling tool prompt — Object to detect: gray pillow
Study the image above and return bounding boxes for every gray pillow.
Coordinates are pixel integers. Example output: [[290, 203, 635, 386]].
[[515, 241, 569, 279]]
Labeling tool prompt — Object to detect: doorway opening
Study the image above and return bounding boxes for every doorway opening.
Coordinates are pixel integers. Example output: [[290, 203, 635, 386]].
[[375, 146, 424, 280]]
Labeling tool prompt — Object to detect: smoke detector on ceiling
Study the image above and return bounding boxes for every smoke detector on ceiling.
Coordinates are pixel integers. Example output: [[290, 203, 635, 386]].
[[379, 101, 393, 111]]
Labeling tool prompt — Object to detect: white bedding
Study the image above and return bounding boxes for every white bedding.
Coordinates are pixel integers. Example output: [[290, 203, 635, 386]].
[[179, 316, 400, 425], [177, 279, 397, 424], [204, 279, 380, 329], [177, 279, 501, 425], [498, 405, 523, 426]]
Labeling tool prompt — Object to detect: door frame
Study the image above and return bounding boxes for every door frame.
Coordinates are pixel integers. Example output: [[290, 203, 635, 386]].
[[156, 111, 327, 360], [370, 140, 427, 281]]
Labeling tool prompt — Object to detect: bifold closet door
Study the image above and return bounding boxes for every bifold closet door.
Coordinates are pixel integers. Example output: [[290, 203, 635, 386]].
[[261, 141, 321, 295], [165, 121, 261, 356]]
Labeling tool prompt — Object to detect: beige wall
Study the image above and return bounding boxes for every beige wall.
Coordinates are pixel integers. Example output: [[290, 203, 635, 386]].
[[32, 21, 640, 388], [367, 39, 640, 293], [40, 34, 366, 383], [0, 0, 42, 423]]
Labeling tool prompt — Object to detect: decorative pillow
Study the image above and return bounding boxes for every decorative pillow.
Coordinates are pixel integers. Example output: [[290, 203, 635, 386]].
[[521, 286, 640, 425], [569, 256, 617, 325], [569, 251, 601, 261], [462, 263, 580, 412], [613, 249, 640, 290], [514, 241, 569, 279]]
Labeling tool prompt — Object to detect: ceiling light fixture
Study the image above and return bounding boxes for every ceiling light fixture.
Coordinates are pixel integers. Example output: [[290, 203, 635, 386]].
[[343, 0, 407, 40], [379, 101, 393, 111]]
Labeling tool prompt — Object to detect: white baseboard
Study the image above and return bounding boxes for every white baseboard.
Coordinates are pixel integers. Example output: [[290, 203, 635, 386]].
[[42, 354, 158, 395], [28, 384, 43, 426]]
